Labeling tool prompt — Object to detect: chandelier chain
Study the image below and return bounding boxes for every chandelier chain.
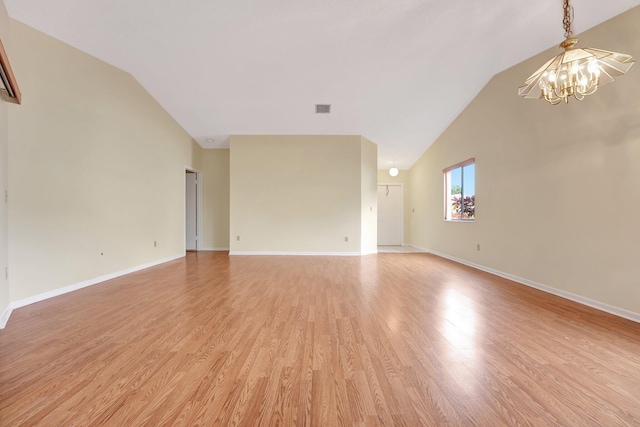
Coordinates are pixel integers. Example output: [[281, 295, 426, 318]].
[[563, 0, 574, 38]]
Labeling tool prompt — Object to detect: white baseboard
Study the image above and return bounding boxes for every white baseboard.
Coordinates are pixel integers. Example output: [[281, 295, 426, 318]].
[[0, 304, 12, 329], [9, 253, 185, 312], [404, 244, 425, 251], [229, 251, 365, 256], [201, 247, 230, 252], [428, 249, 640, 324]]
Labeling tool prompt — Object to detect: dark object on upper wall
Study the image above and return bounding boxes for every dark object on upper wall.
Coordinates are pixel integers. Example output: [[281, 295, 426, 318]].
[[0, 38, 21, 105]]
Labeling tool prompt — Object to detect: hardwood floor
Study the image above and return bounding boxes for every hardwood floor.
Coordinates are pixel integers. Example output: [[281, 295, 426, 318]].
[[1, 252, 640, 426]]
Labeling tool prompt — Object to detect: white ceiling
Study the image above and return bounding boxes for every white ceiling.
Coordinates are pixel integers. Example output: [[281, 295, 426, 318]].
[[5, 0, 640, 169]]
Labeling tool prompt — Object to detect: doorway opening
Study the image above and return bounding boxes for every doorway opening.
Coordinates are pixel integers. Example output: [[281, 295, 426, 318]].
[[185, 168, 202, 251], [377, 184, 403, 247]]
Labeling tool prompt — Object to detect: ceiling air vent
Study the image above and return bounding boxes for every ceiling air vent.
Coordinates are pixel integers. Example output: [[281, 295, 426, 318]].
[[315, 104, 331, 114]]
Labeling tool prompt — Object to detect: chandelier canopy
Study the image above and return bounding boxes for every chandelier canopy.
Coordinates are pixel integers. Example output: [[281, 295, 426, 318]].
[[518, 0, 635, 105]]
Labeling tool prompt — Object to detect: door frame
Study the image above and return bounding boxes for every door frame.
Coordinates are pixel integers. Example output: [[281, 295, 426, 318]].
[[377, 183, 404, 246], [185, 166, 203, 252]]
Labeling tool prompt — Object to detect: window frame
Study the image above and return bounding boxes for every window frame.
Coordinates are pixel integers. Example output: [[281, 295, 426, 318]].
[[0, 39, 21, 104], [443, 158, 475, 222]]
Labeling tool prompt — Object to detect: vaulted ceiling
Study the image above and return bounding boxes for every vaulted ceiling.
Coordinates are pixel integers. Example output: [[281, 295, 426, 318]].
[[5, 0, 640, 169]]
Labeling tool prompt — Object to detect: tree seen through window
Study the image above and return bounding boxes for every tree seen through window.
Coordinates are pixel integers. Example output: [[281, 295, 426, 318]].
[[444, 160, 475, 221]]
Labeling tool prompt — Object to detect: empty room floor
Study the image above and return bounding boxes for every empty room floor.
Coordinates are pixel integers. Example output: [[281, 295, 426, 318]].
[[1, 252, 639, 426]]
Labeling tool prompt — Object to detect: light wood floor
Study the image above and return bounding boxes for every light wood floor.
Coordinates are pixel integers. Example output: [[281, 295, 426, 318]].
[[1, 252, 640, 426]]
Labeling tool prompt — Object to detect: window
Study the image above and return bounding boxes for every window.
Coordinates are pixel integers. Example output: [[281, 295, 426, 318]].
[[0, 39, 21, 104], [444, 158, 475, 221]]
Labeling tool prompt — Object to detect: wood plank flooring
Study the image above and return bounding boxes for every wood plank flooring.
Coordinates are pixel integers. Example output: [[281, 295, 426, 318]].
[[1, 252, 640, 426]]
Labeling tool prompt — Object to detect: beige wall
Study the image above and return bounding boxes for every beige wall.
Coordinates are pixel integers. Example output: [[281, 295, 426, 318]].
[[0, 0, 10, 323], [190, 140, 203, 172], [201, 149, 230, 250], [360, 138, 377, 254], [7, 20, 200, 302], [229, 135, 376, 254], [408, 6, 640, 316]]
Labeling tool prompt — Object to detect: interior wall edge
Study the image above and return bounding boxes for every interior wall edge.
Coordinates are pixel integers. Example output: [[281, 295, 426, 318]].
[[423, 248, 640, 324]]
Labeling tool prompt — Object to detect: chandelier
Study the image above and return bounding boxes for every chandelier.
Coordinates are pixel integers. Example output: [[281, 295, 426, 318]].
[[518, 0, 635, 104], [389, 160, 398, 177]]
